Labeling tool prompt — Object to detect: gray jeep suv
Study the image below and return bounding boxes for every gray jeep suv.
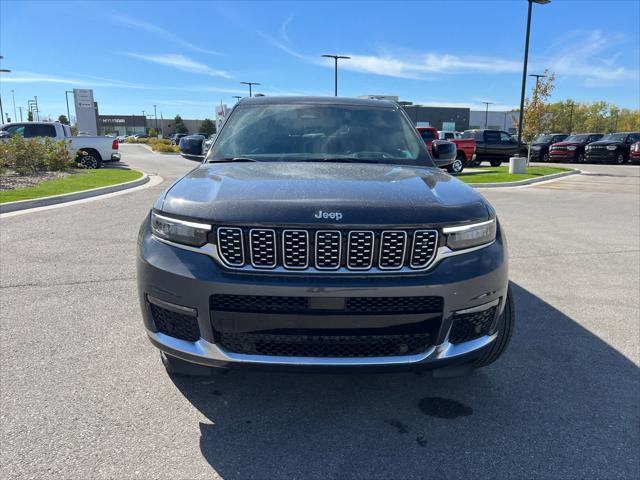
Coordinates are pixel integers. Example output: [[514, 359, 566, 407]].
[[137, 97, 513, 376]]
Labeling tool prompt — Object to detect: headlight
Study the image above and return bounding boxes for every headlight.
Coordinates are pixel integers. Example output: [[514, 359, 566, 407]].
[[443, 219, 497, 250], [150, 211, 211, 246], [606, 145, 617, 151], [567, 145, 577, 151]]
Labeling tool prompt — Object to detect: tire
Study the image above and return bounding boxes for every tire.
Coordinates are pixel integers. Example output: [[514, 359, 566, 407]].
[[615, 153, 626, 165], [474, 285, 515, 369], [542, 152, 550, 163], [489, 160, 502, 167], [78, 152, 102, 169], [446, 155, 465, 174], [160, 352, 218, 377], [575, 152, 585, 164]]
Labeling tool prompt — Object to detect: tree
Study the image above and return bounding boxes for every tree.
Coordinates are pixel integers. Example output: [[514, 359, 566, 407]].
[[58, 115, 69, 125], [522, 69, 556, 142], [148, 127, 158, 137], [173, 115, 188, 134], [199, 118, 216, 136]]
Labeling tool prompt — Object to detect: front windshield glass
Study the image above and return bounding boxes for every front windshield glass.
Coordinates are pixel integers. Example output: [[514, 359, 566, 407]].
[[600, 133, 626, 142], [565, 134, 589, 142], [534, 134, 553, 142], [208, 103, 434, 166]]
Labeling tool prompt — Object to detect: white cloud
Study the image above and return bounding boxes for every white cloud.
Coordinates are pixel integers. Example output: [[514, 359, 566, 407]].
[[108, 13, 220, 56], [127, 53, 232, 79], [281, 14, 294, 43]]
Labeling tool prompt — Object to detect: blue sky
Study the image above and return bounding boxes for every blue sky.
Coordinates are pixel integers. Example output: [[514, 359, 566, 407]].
[[1, 0, 638, 121]]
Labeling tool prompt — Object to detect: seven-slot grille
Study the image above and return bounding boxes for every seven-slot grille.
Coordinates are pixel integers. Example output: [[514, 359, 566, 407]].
[[216, 227, 439, 272]]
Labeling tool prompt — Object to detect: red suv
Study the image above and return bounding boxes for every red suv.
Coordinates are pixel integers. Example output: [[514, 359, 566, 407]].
[[549, 133, 603, 163]]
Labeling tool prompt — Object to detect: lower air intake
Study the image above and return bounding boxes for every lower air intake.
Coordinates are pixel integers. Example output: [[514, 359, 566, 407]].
[[448, 306, 497, 344], [151, 304, 200, 342]]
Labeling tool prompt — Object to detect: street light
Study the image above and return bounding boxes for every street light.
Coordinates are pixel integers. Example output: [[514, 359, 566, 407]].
[[482, 101, 494, 128], [153, 104, 158, 132], [11, 89, 17, 122], [0, 56, 11, 123], [240, 82, 260, 97], [321, 54, 351, 96], [567, 101, 574, 134], [232, 95, 242, 103], [515, 0, 551, 156]]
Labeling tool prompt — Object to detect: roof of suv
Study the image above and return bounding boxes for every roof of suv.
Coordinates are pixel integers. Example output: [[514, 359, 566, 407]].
[[237, 96, 398, 108]]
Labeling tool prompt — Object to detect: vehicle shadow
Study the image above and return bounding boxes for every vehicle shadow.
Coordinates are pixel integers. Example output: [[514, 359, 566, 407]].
[[170, 282, 638, 479]]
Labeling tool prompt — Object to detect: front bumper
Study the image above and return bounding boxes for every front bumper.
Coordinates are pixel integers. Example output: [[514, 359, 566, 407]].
[[549, 151, 575, 161], [585, 150, 617, 162], [137, 218, 509, 370]]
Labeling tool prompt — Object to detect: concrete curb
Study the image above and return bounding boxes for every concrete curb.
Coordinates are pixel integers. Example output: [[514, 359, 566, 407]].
[[0, 172, 149, 214], [469, 168, 580, 188]]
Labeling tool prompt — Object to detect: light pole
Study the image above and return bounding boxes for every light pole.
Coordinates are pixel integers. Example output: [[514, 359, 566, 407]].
[[321, 54, 351, 96], [153, 104, 158, 132], [482, 101, 494, 128], [515, 0, 551, 155], [11, 89, 17, 121], [0, 56, 11, 123], [18, 106, 24, 122], [232, 95, 242, 103], [240, 82, 260, 97], [65, 90, 73, 126]]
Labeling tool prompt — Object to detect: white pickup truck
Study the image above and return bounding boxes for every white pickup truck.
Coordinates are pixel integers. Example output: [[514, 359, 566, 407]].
[[0, 121, 121, 168]]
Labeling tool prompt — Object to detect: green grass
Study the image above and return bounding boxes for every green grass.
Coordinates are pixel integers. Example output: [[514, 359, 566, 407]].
[[0, 168, 143, 203], [456, 166, 570, 184]]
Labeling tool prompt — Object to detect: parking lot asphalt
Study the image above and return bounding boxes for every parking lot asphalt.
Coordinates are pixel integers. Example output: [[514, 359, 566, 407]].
[[2, 144, 638, 479]]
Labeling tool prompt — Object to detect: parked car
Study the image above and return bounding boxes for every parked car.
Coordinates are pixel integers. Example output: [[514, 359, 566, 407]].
[[549, 133, 603, 163], [630, 141, 640, 164], [528, 133, 569, 162], [116, 135, 127, 142], [585, 132, 640, 164], [134, 134, 149, 139], [461, 129, 518, 167], [0, 121, 120, 168], [417, 127, 476, 174], [178, 134, 207, 160], [138, 96, 512, 377], [201, 134, 216, 155], [169, 133, 188, 145]]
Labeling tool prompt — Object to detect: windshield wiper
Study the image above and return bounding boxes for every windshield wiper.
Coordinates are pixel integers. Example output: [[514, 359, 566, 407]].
[[209, 157, 259, 163]]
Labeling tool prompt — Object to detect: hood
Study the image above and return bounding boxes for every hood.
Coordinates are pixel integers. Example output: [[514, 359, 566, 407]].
[[588, 140, 623, 147], [552, 141, 584, 147], [159, 162, 490, 226]]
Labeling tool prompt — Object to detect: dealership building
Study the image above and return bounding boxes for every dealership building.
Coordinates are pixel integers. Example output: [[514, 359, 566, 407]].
[[96, 115, 208, 136]]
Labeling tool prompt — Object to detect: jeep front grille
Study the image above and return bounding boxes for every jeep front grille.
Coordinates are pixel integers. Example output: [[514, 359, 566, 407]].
[[216, 227, 439, 272]]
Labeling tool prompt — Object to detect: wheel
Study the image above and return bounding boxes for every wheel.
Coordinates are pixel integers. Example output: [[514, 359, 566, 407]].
[[542, 152, 550, 163], [160, 352, 216, 376], [489, 160, 502, 167], [446, 155, 465, 174], [615, 153, 626, 164], [78, 152, 102, 169], [474, 285, 515, 368], [575, 152, 585, 164]]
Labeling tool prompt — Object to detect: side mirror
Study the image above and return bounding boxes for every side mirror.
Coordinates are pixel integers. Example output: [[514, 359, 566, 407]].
[[431, 140, 456, 166]]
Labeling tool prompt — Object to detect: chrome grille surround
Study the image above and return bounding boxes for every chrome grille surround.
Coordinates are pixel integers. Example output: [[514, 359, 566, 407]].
[[315, 230, 342, 270], [217, 227, 244, 266], [249, 229, 277, 268], [210, 227, 450, 274], [347, 231, 375, 270], [378, 231, 408, 270], [282, 229, 309, 269], [410, 230, 439, 268]]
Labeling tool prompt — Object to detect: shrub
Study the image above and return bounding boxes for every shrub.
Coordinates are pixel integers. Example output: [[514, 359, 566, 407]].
[[0, 136, 74, 175], [151, 143, 179, 153]]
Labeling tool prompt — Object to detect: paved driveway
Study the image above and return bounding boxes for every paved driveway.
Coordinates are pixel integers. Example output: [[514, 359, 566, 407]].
[[1, 147, 638, 479]]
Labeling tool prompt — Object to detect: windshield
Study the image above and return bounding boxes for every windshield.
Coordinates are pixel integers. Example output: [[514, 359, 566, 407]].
[[208, 104, 433, 166], [533, 134, 553, 143], [600, 133, 627, 142], [564, 134, 589, 142]]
